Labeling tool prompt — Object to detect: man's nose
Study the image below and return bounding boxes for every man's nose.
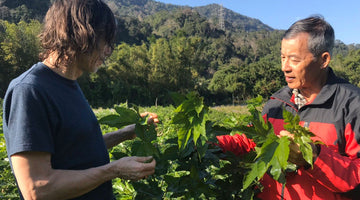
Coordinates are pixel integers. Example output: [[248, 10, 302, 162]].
[[281, 58, 290, 72]]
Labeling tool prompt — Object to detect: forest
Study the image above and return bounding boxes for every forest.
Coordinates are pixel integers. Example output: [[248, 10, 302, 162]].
[[0, 0, 359, 107]]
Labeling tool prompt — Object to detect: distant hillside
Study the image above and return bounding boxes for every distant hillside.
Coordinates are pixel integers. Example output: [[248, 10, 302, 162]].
[[104, 0, 273, 32], [0, 0, 274, 33], [0, 0, 51, 22], [194, 4, 273, 32], [104, 0, 180, 19], [0, 0, 359, 107]]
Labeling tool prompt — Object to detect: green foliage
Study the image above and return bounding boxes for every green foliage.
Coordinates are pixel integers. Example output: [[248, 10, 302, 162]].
[[1, 1, 359, 106], [96, 94, 317, 199], [282, 110, 318, 167], [342, 49, 360, 87], [98, 94, 220, 199], [216, 96, 316, 193], [99, 103, 159, 158], [171, 92, 208, 151], [0, 94, 322, 200], [0, 134, 18, 200], [0, 19, 41, 97], [0, 98, 19, 199], [1, 0, 50, 22]]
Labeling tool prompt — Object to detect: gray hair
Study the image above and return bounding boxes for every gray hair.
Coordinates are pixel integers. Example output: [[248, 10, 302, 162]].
[[283, 15, 334, 57]]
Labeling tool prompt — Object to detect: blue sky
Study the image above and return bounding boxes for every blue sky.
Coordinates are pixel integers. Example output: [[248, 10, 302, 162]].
[[155, 0, 360, 45]]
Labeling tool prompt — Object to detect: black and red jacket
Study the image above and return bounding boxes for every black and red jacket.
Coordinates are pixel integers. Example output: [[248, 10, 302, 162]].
[[217, 68, 360, 199]]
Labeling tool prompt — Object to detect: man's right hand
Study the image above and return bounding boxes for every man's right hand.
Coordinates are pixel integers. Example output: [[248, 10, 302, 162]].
[[111, 156, 156, 181]]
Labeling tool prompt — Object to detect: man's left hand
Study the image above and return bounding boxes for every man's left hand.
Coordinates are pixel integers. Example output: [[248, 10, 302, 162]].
[[279, 130, 319, 167], [140, 112, 159, 125]]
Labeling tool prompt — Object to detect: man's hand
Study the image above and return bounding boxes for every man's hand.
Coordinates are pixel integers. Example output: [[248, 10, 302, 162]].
[[103, 112, 159, 149], [111, 156, 156, 181], [11, 152, 156, 200], [279, 130, 319, 167], [125, 112, 159, 139], [140, 112, 159, 125]]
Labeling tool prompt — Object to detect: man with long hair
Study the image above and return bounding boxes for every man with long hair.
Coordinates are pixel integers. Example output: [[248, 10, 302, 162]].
[[3, 1, 157, 199]]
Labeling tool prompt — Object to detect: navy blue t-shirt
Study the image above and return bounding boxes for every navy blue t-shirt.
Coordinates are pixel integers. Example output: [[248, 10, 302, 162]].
[[3, 62, 115, 199]]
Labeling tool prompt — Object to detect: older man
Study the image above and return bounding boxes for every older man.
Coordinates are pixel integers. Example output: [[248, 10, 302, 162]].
[[217, 16, 360, 199]]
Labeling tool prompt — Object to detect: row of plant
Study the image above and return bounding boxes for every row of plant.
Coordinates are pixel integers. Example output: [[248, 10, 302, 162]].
[[98, 93, 316, 199]]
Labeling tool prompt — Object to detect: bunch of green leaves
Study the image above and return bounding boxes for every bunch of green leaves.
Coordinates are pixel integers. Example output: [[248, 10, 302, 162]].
[[98, 102, 159, 158], [98, 103, 165, 199], [170, 92, 208, 158], [98, 95, 220, 199], [221, 95, 316, 192], [164, 92, 221, 199], [96, 94, 318, 200], [282, 111, 318, 168]]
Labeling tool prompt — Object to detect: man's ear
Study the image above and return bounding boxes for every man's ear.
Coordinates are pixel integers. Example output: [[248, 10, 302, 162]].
[[320, 52, 331, 69]]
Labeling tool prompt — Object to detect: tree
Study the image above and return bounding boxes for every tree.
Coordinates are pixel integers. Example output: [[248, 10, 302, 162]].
[[208, 64, 248, 104], [343, 49, 360, 87], [0, 20, 41, 97]]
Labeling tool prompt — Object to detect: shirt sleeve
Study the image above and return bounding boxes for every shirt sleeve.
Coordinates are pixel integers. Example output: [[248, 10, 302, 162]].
[[4, 83, 55, 156], [305, 145, 360, 193]]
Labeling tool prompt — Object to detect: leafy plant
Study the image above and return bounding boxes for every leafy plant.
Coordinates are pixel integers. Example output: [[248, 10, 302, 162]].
[[96, 94, 318, 199], [0, 99, 19, 199], [98, 102, 159, 158], [221, 95, 317, 192], [170, 92, 208, 155]]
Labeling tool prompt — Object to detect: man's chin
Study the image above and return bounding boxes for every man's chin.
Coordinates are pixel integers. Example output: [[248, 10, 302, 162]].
[[287, 83, 297, 89]]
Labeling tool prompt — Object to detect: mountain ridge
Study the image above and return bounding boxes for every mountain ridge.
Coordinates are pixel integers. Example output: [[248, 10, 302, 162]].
[[0, 0, 274, 33], [104, 0, 274, 32]]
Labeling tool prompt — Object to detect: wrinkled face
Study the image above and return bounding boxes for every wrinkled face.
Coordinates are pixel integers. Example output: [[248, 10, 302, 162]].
[[281, 32, 323, 91]]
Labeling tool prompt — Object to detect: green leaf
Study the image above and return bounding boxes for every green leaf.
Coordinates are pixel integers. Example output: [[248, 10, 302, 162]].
[[242, 160, 267, 189], [243, 134, 280, 189], [131, 140, 159, 157], [193, 98, 204, 116], [135, 124, 146, 140], [170, 112, 188, 124], [276, 136, 291, 169], [98, 114, 124, 128], [113, 106, 139, 125], [169, 92, 186, 106], [196, 137, 208, 160], [192, 111, 207, 146], [297, 136, 314, 167], [269, 136, 290, 183], [246, 95, 263, 107], [255, 134, 279, 161], [269, 158, 282, 181], [178, 127, 192, 150]]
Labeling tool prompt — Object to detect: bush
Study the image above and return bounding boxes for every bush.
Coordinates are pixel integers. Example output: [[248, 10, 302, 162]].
[[0, 98, 19, 199]]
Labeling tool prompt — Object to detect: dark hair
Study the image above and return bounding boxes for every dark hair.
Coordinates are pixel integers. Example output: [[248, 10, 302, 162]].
[[39, 0, 116, 67], [283, 15, 334, 57]]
